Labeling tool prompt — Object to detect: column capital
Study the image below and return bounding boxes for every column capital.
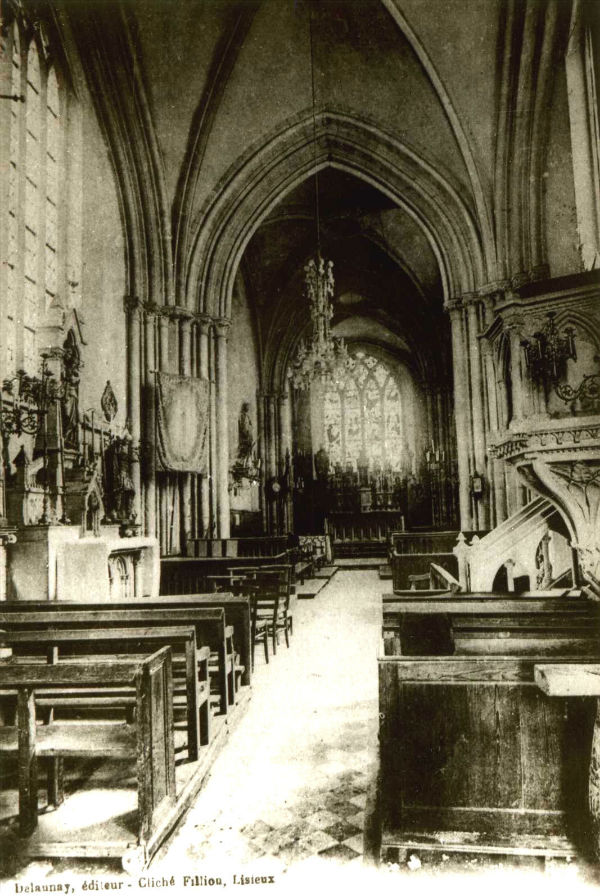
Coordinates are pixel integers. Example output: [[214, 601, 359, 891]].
[[196, 313, 212, 337], [461, 291, 480, 308], [124, 295, 144, 316], [445, 297, 463, 315], [213, 318, 231, 339], [164, 304, 194, 322], [144, 302, 161, 318], [477, 279, 510, 300], [503, 313, 526, 336]]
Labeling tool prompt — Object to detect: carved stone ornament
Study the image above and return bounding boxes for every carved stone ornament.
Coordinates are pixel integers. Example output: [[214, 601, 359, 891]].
[[101, 380, 118, 422]]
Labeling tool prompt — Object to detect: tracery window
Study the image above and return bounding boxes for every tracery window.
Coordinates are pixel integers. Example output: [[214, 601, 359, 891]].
[[322, 350, 404, 470]]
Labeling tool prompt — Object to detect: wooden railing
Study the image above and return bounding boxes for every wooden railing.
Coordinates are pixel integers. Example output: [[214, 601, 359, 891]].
[[186, 536, 288, 559]]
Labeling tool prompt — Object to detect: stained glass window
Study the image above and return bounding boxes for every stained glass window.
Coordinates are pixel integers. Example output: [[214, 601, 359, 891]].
[[322, 350, 404, 470]]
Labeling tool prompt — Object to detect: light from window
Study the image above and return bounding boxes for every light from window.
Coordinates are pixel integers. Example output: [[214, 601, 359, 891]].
[[322, 350, 404, 471]]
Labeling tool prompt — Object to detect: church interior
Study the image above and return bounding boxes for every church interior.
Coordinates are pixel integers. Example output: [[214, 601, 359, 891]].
[[1, 0, 600, 884]]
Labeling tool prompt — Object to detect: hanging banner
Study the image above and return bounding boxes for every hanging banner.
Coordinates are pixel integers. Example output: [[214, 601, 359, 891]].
[[156, 372, 209, 473]]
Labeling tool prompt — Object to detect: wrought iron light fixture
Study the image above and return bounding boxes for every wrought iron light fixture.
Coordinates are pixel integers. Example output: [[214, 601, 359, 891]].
[[520, 312, 600, 405], [520, 312, 576, 383], [288, 6, 353, 392]]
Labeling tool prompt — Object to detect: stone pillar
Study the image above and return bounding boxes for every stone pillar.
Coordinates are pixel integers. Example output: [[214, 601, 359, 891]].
[[157, 312, 170, 554], [198, 316, 211, 537], [143, 306, 157, 536], [179, 313, 193, 553], [257, 392, 267, 533], [466, 298, 489, 529], [266, 394, 278, 532], [209, 329, 218, 536], [125, 297, 142, 523], [540, 530, 553, 588], [448, 301, 472, 530], [214, 319, 231, 539], [279, 388, 293, 532]]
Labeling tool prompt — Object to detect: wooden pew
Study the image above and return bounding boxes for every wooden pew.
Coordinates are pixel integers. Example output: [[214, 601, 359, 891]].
[[452, 620, 600, 656], [0, 626, 211, 760], [381, 595, 600, 656], [378, 653, 599, 861], [2, 595, 252, 690], [0, 606, 231, 716], [161, 553, 293, 595], [0, 648, 175, 864]]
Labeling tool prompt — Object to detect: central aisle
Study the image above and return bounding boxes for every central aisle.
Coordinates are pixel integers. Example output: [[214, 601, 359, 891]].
[[157, 569, 382, 870]]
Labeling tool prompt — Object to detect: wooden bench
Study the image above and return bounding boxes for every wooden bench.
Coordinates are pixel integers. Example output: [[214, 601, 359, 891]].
[[452, 621, 600, 656], [0, 606, 232, 716], [0, 626, 210, 761], [378, 653, 599, 861], [382, 595, 600, 656], [161, 553, 294, 595], [0, 648, 175, 865], [138, 594, 252, 686], [3, 595, 251, 691]]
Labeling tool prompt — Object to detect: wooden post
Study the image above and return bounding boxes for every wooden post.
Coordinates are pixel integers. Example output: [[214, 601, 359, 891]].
[[17, 687, 38, 837]]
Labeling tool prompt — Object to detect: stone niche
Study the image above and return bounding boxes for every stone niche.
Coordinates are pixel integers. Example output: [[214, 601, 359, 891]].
[[6, 524, 159, 602]]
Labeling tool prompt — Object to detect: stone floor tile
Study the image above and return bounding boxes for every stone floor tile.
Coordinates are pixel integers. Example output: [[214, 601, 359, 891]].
[[304, 809, 341, 830], [347, 810, 365, 830], [301, 830, 339, 854], [349, 792, 368, 810], [323, 820, 363, 842], [342, 834, 365, 855], [317, 843, 361, 862]]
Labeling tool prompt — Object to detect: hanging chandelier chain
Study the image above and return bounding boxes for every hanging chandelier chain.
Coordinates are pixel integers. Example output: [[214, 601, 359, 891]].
[[308, 2, 320, 255]]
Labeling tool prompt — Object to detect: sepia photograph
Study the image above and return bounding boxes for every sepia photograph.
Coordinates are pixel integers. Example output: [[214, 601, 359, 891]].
[[0, 0, 599, 893]]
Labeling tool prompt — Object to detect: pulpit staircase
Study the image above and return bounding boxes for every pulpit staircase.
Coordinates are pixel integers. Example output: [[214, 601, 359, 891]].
[[457, 497, 573, 593]]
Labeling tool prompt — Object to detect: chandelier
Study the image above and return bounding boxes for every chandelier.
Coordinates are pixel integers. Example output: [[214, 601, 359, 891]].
[[520, 312, 576, 383], [289, 254, 353, 390], [288, 4, 354, 393]]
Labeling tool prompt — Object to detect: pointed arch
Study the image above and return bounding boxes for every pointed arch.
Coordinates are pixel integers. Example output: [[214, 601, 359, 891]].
[[187, 111, 487, 321]]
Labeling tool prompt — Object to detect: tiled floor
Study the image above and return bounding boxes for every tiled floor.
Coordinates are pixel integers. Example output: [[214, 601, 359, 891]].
[[153, 569, 381, 872]]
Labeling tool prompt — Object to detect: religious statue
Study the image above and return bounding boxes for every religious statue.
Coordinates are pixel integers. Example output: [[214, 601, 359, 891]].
[[314, 445, 330, 481], [237, 402, 254, 470], [105, 429, 136, 522], [61, 333, 81, 450]]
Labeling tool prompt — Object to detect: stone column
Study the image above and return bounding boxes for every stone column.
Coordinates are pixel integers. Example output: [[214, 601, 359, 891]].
[[143, 305, 157, 536], [466, 298, 489, 530], [214, 319, 231, 539], [266, 394, 278, 532], [198, 316, 211, 537], [179, 312, 193, 553], [279, 387, 293, 532], [448, 300, 472, 530], [257, 392, 267, 532], [209, 329, 218, 536], [125, 296, 142, 523], [157, 312, 170, 554]]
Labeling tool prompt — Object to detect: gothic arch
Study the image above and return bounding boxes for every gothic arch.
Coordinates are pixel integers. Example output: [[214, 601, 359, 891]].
[[186, 111, 488, 320]]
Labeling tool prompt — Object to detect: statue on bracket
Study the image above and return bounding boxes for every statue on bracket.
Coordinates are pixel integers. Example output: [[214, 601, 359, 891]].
[[104, 426, 136, 526], [230, 402, 260, 485], [61, 330, 82, 450]]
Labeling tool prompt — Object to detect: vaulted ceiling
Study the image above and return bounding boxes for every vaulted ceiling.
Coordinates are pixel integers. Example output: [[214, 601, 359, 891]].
[[61, 0, 578, 390]]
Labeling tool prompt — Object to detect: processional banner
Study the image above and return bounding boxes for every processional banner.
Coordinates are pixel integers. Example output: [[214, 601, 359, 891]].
[[156, 372, 209, 473]]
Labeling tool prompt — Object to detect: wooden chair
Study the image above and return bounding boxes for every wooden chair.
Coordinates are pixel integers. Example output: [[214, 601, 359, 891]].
[[249, 568, 293, 658]]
